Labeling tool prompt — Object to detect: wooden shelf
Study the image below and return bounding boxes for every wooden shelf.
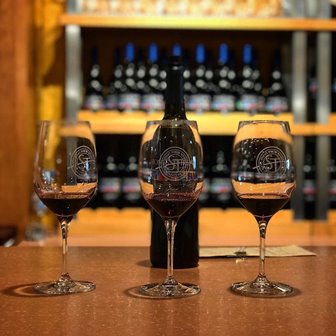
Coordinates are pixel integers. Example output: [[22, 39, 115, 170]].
[[78, 110, 336, 136], [60, 14, 336, 31]]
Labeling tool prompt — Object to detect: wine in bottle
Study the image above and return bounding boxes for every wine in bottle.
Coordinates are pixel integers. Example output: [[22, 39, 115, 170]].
[[150, 56, 200, 269], [209, 143, 232, 209], [141, 43, 164, 112], [329, 137, 336, 209], [303, 137, 317, 219], [82, 47, 105, 111], [97, 136, 122, 209], [236, 44, 263, 115], [212, 43, 236, 114], [120, 136, 143, 208], [188, 43, 212, 114], [105, 47, 122, 110], [118, 42, 141, 112], [265, 50, 289, 115]]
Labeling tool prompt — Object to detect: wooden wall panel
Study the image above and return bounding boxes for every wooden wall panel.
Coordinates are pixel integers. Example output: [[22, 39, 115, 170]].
[[0, 0, 35, 238]]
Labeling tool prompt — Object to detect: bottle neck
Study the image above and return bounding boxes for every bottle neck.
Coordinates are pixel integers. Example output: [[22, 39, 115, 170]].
[[163, 56, 187, 120], [163, 103, 187, 120]]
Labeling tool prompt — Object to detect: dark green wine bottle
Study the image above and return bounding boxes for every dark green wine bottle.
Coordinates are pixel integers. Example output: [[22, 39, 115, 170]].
[[150, 56, 199, 269]]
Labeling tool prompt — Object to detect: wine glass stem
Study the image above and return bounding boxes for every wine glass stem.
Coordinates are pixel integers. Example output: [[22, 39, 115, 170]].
[[258, 219, 269, 278], [60, 219, 69, 277], [164, 219, 177, 283]]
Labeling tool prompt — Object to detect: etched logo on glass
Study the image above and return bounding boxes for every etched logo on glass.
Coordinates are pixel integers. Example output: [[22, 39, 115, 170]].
[[255, 146, 287, 176], [70, 146, 96, 179], [159, 146, 191, 181]]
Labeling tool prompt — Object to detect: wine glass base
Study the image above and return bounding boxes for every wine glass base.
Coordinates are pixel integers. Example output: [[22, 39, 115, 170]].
[[231, 276, 295, 298], [139, 282, 200, 298], [34, 274, 96, 295]]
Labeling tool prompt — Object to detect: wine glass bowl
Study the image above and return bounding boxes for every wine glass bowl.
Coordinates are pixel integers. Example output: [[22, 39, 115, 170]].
[[33, 119, 98, 295], [231, 120, 296, 297], [138, 120, 203, 298]]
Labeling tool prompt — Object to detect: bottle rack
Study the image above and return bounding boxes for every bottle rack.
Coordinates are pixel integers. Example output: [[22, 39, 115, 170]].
[[61, 0, 336, 221]]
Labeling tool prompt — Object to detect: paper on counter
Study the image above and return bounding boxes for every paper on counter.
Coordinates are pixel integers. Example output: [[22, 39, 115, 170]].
[[200, 245, 316, 258]]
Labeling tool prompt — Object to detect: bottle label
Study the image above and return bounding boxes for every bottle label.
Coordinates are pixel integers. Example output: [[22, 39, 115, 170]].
[[141, 93, 164, 112], [303, 179, 316, 202], [187, 94, 211, 113], [199, 178, 210, 204], [118, 93, 141, 111], [265, 96, 289, 114], [329, 180, 336, 202], [99, 177, 121, 202], [83, 94, 105, 111], [210, 178, 232, 202], [211, 94, 235, 113], [122, 177, 141, 202], [105, 94, 119, 110], [236, 94, 258, 113]]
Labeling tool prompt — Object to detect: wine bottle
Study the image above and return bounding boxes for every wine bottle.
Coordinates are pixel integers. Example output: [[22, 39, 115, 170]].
[[303, 137, 316, 219], [188, 43, 212, 114], [212, 43, 236, 114], [98, 136, 122, 208], [141, 43, 164, 112], [307, 65, 317, 122], [120, 136, 142, 208], [82, 47, 105, 111], [209, 142, 232, 209], [150, 56, 200, 269], [329, 137, 336, 209], [105, 47, 122, 110], [236, 44, 262, 115], [265, 50, 289, 115], [118, 42, 141, 112]]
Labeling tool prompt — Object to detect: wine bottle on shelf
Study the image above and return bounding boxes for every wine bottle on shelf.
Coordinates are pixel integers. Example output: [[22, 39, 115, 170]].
[[303, 137, 317, 219], [332, 76, 336, 113], [141, 43, 164, 113], [82, 47, 105, 111], [209, 138, 232, 209], [211, 43, 236, 114], [135, 47, 147, 98], [264, 50, 289, 115], [120, 136, 143, 208], [306, 63, 318, 122], [118, 42, 141, 112], [188, 43, 212, 114], [97, 137, 122, 208], [105, 47, 122, 110], [329, 137, 336, 210], [236, 44, 263, 115], [150, 56, 200, 269]]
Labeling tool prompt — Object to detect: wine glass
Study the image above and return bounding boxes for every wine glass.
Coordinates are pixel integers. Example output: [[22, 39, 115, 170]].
[[138, 119, 203, 298], [230, 120, 296, 297], [33, 119, 98, 295]]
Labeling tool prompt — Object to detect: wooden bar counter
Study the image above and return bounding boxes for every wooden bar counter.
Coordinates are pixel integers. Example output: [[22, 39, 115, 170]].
[[0, 246, 335, 336]]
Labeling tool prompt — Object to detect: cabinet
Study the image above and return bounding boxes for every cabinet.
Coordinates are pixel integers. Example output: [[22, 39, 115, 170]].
[[60, 0, 336, 223]]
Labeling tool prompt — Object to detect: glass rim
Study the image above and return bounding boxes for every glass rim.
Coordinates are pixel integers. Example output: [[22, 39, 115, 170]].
[[238, 119, 291, 131], [37, 119, 92, 127], [145, 119, 198, 127]]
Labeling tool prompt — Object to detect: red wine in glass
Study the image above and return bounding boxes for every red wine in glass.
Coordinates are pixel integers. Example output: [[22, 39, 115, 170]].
[[38, 192, 94, 217], [145, 193, 198, 220], [237, 193, 290, 219]]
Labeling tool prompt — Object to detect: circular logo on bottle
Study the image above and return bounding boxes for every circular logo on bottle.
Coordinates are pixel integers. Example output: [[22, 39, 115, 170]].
[[159, 146, 191, 181], [256, 146, 287, 176], [70, 146, 96, 179]]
